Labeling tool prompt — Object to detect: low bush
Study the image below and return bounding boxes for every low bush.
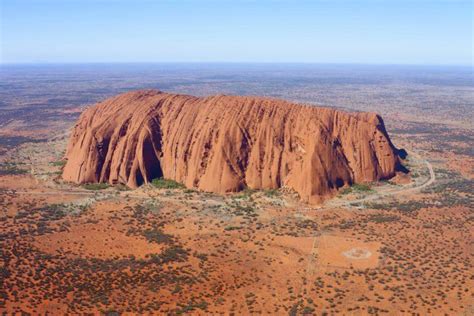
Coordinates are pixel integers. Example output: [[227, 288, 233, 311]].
[[83, 183, 109, 190], [50, 160, 67, 167], [151, 178, 184, 189], [143, 229, 173, 244], [224, 226, 242, 231], [368, 214, 401, 223], [0, 162, 28, 175], [352, 183, 372, 192], [264, 189, 280, 197]]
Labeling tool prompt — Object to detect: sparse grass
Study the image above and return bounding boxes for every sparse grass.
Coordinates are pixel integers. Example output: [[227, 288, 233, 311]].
[[228, 200, 257, 217], [339, 187, 353, 195], [352, 183, 373, 192], [339, 183, 372, 195], [83, 182, 109, 190], [0, 162, 28, 175], [36, 203, 67, 221], [366, 177, 474, 212], [114, 184, 130, 191], [175, 299, 208, 314], [151, 178, 185, 189], [233, 187, 256, 199], [368, 214, 401, 223], [264, 189, 280, 197], [50, 160, 67, 167]]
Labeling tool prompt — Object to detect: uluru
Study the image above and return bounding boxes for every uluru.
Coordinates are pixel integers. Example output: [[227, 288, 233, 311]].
[[62, 90, 403, 203]]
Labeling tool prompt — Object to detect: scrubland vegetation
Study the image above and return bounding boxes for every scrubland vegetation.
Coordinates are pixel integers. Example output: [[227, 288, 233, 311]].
[[1, 65, 472, 314]]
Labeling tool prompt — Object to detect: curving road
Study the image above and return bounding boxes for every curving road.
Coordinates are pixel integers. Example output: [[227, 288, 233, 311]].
[[299, 158, 436, 301], [9, 156, 436, 209], [325, 158, 436, 208]]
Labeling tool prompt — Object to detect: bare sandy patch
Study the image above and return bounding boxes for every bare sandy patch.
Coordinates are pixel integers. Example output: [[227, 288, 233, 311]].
[[316, 235, 380, 269]]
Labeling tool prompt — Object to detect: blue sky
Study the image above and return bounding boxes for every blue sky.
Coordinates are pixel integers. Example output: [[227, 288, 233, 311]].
[[1, 0, 472, 65]]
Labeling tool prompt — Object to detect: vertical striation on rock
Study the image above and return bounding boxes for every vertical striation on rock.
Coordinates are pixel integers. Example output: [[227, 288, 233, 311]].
[[63, 90, 403, 203]]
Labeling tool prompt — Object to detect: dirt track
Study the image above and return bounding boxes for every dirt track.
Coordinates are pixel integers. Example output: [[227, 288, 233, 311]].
[[325, 158, 436, 208]]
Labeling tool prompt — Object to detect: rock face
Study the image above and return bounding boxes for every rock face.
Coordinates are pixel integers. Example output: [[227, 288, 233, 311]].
[[63, 90, 403, 203]]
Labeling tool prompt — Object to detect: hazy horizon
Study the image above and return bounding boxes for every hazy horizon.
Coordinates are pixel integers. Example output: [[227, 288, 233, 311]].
[[1, 62, 472, 68], [2, 0, 472, 65]]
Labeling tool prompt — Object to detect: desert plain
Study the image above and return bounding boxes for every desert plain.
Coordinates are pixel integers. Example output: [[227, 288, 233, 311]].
[[0, 64, 472, 315]]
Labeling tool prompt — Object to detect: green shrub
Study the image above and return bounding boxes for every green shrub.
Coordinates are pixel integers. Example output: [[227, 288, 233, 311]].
[[143, 229, 173, 244], [352, 183, 372, 192], [302, 306, 316, 314], [151, 178, 184, 189], [114, 184, 130, 191], [175, 300, 208, 314], [340, 187, 353, 195], [339, 183, 372, 195], [37, 203, 67, 220], [160, 246, 189, 263], [224, 225, 242, 231], [193, 252, 208, 261], [264, 189, 280, 197], [50, 160, 67, 167], [0, 162, 28, 175], [233, 187, 256, 199], [368, 214, 400, 223], [83, 183, 109, 190]]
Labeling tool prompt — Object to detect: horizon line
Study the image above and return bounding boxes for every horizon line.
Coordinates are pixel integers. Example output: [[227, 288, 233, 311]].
[[1, 61, 472, 67]]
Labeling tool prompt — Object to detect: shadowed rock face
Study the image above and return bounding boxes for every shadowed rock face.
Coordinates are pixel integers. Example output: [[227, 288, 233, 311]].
[[63, 90, 402, 203]]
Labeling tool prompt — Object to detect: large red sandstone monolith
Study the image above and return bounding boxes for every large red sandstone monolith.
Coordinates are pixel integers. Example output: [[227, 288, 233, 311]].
[[63, 90, 403, 203]]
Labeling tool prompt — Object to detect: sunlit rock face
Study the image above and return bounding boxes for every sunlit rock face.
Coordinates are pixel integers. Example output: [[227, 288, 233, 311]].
[[63, 90, 402, 203]]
